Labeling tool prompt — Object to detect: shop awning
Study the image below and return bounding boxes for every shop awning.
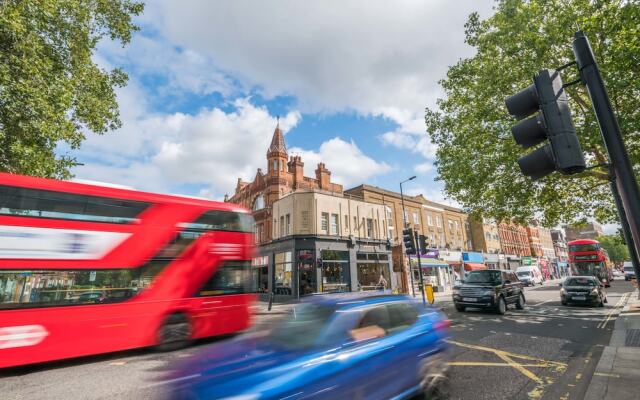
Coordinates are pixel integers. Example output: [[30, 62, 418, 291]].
[[464, 263, 487, 271], [410, 257, 450, 268]]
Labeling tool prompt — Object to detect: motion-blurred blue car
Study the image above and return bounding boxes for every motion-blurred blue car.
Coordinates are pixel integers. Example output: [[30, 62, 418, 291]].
[[165, 294, 451, 400]]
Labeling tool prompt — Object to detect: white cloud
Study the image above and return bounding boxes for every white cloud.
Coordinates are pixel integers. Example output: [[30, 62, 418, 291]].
[[290, 138, 391, 188], [405, 185, 461, 208], [414, 163, 433, 174], [145, 0, 494, 121], [381, 130, 437, 159]]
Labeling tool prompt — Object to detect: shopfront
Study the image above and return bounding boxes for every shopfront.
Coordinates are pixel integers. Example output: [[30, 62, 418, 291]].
[[257, 236, 394, 299], [507, 256, 521, 270], [356, 252, 391, 291], [320, 250, 350, 293], [485, 253, 500, 270], [410, 257, 453, 293]]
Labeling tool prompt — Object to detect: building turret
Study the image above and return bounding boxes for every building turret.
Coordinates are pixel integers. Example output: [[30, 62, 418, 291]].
[[267, 120, 288, 176]]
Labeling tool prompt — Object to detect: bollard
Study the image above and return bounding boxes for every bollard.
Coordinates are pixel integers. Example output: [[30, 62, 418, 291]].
[[425, 284, 435, 305], [268, 290, 274, 311]]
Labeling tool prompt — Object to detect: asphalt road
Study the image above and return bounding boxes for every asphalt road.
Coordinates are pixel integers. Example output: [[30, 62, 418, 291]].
[[0, 279, 634, 400], [442, 278, 634, 400]]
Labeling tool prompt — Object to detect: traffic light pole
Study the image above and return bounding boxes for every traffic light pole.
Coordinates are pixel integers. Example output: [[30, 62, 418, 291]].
[[414, 231, 427, 306], [573, 31, 640, 291], [400, 181, 416, 297], [610, 175, 640, 287]]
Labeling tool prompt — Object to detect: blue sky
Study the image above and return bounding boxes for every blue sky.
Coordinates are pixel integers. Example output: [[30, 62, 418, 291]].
[[71, 0, 496, 204]]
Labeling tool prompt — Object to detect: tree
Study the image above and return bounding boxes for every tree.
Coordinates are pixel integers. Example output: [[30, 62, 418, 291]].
[[425, 0, 640, 227], [597, 234, 629, 263], [0, 0, 144, 178]]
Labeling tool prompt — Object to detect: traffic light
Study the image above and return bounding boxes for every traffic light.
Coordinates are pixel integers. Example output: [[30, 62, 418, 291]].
[[418, 234, 428, 254], [403, 228, 415, 255], [505, 69, 586, 180]]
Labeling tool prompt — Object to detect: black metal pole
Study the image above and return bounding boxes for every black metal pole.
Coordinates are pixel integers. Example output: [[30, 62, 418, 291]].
[[400, 182, 416, 297], [415, 230, 427, 306], [573, 31, 640, 289], [610, 176, 640, 292]]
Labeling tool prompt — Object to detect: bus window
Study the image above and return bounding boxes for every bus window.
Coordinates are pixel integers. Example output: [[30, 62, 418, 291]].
[[180, 211, 254, 233], [0, 263, 164, 309], [0, 185, 149, 224], [197, 261, 256, 296], [569, 243, 599, 252]]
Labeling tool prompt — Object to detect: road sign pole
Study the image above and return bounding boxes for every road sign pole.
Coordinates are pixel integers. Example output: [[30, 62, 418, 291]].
[[573, 31, 640, 293]]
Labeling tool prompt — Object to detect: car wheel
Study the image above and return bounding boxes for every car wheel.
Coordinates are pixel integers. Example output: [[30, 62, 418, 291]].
[[455, 304, 465, 312], [419, 352, 449, 400], [516, 293, 525, 310], [157, 313, 191, 352], [496, 297, 507, 315]]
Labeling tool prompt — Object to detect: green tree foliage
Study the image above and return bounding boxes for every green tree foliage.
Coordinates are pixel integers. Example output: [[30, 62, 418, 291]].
[[0, 0, 144, 178], [425, 0, 640, 226], [597, 234, 629, 263]]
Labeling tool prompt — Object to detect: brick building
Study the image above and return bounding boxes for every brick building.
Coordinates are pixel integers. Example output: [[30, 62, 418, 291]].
[[227, 124, 393, 298], [564, 222, 604, 242], [497, 222, 531, 269], [227, 123, 342, 245]]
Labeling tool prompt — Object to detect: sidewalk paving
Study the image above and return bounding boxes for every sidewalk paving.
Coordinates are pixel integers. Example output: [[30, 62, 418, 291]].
[[585, 289, 640, 400]]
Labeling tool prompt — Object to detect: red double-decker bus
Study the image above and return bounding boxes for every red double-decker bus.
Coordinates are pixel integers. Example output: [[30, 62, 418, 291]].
[[0, 173, 256, 368], [568, 239, 611, 287]]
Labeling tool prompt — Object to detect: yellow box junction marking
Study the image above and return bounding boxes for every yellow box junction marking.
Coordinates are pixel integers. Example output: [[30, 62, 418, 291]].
[[446, 339, 567, 399]]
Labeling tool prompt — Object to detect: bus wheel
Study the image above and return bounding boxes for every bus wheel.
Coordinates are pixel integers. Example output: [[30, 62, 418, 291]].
[[157, 313, 191, 352]]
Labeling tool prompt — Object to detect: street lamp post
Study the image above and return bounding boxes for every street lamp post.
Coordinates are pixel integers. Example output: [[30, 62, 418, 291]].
[[400, 176, 416, 297]]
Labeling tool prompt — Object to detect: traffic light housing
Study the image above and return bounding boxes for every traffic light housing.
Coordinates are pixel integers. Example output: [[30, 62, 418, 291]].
[[403, 228, 415, 255], [505, 69, 586, 179], [418, 234, 427, 254]]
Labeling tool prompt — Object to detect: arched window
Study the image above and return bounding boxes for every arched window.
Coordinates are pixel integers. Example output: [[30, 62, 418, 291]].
[[253, 195, 265, 211]]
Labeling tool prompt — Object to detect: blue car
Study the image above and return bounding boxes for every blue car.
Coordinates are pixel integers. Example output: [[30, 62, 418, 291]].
[[164, 294, 451, 400]]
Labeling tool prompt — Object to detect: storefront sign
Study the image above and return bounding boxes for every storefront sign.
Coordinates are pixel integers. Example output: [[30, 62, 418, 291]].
[[462, 252, 484, 263], [522, 256, 532, 266], [421, 249, 439, 258]]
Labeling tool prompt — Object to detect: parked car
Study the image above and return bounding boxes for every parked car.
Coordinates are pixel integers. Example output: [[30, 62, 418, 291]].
[[452, 269, 525, 315], [624, 262, 636, 281], [560, 276, 607, 307], [164, 294, 451, 400], [515, 265, 543, 286]]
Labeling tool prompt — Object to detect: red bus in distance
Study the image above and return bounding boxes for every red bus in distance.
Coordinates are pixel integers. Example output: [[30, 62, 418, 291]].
[[0, 173, 256, 368], [568, 238, 611, 287]]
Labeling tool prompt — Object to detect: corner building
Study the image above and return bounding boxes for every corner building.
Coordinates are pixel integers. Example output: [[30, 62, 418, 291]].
[[227, 124, 393, 298]]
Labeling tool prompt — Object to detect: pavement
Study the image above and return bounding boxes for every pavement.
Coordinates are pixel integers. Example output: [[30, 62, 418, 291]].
[[584, 289, 640, 400]]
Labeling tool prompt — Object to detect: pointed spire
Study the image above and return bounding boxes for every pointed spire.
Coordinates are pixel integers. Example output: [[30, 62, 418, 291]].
[[268, 120, 287, 156]]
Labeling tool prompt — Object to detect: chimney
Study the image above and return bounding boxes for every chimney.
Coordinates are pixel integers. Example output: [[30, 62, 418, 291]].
[[289, 156, 304, 187], [315, 162, 331, 189]]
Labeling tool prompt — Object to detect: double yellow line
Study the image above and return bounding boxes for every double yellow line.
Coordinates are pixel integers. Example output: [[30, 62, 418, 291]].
[[598, 292, 630, 329]]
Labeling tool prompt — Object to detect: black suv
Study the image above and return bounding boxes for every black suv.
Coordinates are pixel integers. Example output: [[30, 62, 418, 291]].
[[452, 269, 525, 315]]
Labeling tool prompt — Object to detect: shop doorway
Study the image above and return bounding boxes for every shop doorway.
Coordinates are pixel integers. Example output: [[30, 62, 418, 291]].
[[297, 250, 316, 296]]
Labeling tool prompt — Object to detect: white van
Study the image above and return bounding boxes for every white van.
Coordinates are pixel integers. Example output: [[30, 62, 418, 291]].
[[516, 266, 543, 286]]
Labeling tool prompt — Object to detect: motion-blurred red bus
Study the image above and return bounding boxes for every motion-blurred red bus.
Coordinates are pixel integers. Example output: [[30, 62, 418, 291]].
[[0, 173, 256, 368], [568, 238, 612, 287]]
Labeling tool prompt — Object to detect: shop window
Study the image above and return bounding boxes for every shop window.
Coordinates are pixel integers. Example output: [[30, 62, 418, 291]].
[[252, 256, 269, 293], [274, 252, 293, 294], [297, 250, 316, 296], [320, 250, 349, 293]]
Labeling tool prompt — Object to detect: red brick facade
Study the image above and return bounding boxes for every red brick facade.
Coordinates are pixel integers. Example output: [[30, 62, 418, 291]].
[[498, 222, 532, 257], [226, 123, 343, 244]]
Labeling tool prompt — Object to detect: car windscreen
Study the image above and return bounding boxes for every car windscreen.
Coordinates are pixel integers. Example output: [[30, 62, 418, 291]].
[[565, 278, 596, 287], [516, 271, 530, 277], [269, 303, 337, 349], [624, 266, 635, 271], [465, 270, 501, 284]]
